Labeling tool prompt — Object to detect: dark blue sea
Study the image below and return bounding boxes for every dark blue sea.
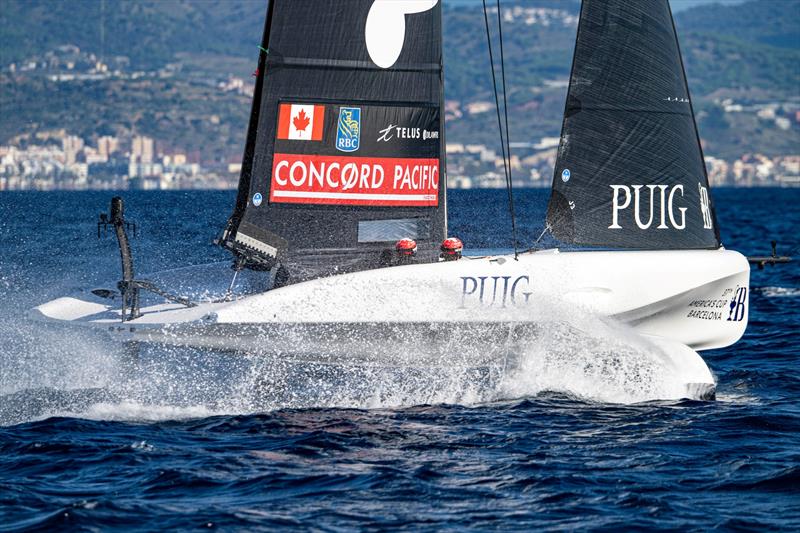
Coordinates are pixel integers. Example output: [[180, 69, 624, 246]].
[[1, 189, 798, 531]]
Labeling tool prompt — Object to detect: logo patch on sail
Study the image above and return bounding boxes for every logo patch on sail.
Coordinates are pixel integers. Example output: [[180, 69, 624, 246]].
[[608, 184, 687, 230], [698, 183, 713, 230], [336, 107, 361, 152], [277, 104, 325, 141], [269, 154, 439, 207]]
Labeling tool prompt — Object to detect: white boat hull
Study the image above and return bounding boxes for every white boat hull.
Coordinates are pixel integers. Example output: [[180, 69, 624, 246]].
[[31, 248, 750, 399]]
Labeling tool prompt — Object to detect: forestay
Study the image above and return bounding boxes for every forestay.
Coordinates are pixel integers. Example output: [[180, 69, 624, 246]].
[[546, 0, 721, 250], [221, 0, 446, 278]]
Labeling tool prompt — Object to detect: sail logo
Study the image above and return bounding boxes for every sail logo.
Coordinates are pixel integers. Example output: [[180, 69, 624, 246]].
[[699, 183, 713, 229], [609, 184, 687, 230], [727, 287, 747, 322], [269, 153, 438, 207], [377, 124, 439, 142], [277, 104, 325, 141], [336, 107, 361, 152], [365, 0, 439, 69], [459, 275, 532, 308]]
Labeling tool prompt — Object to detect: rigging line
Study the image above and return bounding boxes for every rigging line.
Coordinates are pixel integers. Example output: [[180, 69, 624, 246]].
[[534, 224, 551, 245], [495, 0, 519, 260], [481, 0, 508, 184], [481, 0, 519, 259]]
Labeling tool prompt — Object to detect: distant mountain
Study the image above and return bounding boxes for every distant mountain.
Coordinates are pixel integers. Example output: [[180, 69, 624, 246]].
[[675, 0, 800, 49], [1, 0, 797, 160], [0, 0, 263, 71], [2, 0, 796, 94], [675, 0, 800, 96]]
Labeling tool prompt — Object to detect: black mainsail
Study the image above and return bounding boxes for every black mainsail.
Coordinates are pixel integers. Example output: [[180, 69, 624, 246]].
[[546, 0, 720, 250], [222, 0, 445, 277]]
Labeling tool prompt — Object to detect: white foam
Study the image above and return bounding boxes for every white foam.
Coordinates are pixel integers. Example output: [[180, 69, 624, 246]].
[[230, 304, 707, 409], [496, 320, 693, 404], [73, 401, 221, 422], [3, 293, 713, 425], [756, 286, 800, 298]]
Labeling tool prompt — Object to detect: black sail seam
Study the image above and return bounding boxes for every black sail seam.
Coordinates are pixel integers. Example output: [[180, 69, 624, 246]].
[[569, 106, 692, 116], [267, 56, 440, 72], [275, 97, 439, 108]]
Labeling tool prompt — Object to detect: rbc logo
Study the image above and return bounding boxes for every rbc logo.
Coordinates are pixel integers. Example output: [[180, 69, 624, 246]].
[[336, 107, 361, 152], [727, 286, 747, 322]]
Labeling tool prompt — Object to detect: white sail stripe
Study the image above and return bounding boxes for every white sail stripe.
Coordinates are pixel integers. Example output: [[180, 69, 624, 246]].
[[273, 191, 436, 201]]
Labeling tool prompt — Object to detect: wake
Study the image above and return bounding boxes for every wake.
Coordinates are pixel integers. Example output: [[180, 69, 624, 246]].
[[1, 300, 710, 426]]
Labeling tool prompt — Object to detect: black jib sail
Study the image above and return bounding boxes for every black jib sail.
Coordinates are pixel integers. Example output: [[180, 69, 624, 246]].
[[546, 0, 721, 250], [221, 0, 445, 278]]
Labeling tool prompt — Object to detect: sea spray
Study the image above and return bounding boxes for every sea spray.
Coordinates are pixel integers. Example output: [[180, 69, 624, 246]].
[[2, 295, 709, 426]]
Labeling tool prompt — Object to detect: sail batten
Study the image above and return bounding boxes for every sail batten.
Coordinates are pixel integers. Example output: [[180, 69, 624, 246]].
[[546, 0, 720, 250], [265, 56, 441, 72]]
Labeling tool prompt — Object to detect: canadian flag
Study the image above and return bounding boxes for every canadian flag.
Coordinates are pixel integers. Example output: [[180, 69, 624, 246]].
[[277, 104, 325, 141]]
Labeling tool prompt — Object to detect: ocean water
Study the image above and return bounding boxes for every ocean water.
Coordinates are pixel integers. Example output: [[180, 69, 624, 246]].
[[0, 188, 798, 530]]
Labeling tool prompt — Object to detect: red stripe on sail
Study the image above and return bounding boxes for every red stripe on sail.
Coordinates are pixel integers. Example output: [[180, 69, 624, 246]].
[[311, 105, 325, 141], [276, 104, 291, 139]]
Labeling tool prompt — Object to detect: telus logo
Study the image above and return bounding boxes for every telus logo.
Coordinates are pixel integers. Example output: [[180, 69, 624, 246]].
[[609, 184, 687, 230], [365, 0, 439, 69]]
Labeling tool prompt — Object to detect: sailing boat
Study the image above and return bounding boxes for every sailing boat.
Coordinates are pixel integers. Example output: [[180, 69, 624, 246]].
[[33, 0, 750, 399]]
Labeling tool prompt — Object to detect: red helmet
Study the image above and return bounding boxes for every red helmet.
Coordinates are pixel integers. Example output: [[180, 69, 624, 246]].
[[440, 237, 463, 259], [395, 238, 418, 256]]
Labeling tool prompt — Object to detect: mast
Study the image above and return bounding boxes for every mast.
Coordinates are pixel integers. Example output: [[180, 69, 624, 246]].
[[545, 0, 720, 250]]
